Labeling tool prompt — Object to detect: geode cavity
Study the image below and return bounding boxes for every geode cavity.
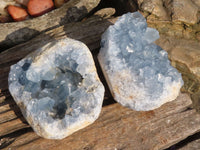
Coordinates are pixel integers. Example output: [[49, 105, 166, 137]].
[[8, 38, 105, 139], [98, 12, 183, 111]]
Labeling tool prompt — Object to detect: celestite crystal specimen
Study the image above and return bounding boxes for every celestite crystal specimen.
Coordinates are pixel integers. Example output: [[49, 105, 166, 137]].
[[98, 12, 183, 111], [8, 38, 105, 139]]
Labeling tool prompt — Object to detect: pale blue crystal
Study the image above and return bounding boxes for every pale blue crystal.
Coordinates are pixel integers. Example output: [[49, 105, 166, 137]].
[[8, 38, 105, 139], [98, 12, 183, 111]]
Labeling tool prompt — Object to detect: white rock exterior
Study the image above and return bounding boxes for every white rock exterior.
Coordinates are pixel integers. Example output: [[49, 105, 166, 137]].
[[8, 38, 105, 139], [98, 12, 183, 111]]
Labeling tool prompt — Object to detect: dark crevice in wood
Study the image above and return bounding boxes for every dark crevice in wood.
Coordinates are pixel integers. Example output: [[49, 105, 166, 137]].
[[165, 131, 200, 150], [0, 98, 15, 107], [0, 127, 32, 149], [179, 106, 194, 113], [15, 137, 41, 149]]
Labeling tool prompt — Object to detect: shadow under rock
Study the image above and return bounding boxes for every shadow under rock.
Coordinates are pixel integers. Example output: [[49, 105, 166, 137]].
[[0, 127, 33, 149], [0, 27, 40, 53], [99, 0, 138, 16], [92, 49, 116, 106]]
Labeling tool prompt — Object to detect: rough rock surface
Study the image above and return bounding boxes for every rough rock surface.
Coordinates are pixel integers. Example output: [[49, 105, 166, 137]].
[[171, 0, 199, 25], [139, 0, 170, 21], [8, 38, 105, 139], [138, 0, 199, 25], [98, 12, 183, 111]]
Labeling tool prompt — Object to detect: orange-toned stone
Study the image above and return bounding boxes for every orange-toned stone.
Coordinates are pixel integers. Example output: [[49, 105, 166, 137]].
[[27, 0, 54, 17], [7, 5, 28, 21]]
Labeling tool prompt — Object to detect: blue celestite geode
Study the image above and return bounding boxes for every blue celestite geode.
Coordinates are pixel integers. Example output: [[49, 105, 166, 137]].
[[98, 12, 183, 111], [8, 38, 105, 139]]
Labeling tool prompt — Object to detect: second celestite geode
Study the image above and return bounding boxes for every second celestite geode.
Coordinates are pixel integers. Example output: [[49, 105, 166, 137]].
[[8, 38, 105, 139], [98, 12, 183, 111]]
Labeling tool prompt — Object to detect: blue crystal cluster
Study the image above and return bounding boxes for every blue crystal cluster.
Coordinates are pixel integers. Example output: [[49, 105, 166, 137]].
[[98, 12, 183, 111], [8, 38, 105, 139]]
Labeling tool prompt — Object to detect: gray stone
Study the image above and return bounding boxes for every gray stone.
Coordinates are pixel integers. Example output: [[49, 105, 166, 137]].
[[98, 12, 183, 111], [8, 38, 105, 139]]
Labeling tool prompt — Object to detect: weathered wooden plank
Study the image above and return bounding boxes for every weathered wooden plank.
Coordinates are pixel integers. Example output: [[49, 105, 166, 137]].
[[0, 16, 117, 91], [0, 104, 10, 113], [1, 93, 200, 150], [0, 96, 6, 104], [0, 92, 26, 136], [0, 0, 101, 51], [0, 118, 29, 137], [0, 110, 21, 124]]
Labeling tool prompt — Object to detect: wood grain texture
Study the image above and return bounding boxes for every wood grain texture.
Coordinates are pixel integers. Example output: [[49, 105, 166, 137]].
[[1, 93, 200, 150], [0, 0, 100, 50]]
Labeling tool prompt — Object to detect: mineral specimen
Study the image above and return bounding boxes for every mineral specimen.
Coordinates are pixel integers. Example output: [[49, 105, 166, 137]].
[[98, 12, 183, 111], [8, 38, 105, 139]]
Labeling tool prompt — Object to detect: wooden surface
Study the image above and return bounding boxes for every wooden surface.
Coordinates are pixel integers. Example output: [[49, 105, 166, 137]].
[[1, 90, 200, 150], [0, 0, 100, 51], [1, 10, 200, 150]]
